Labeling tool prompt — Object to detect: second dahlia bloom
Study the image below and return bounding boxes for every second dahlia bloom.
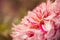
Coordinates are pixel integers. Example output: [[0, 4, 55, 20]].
[[11, 0, 60, 40]]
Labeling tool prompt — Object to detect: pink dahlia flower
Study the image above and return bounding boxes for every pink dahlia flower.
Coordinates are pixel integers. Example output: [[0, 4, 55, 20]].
[[11, 0, 60, 40]]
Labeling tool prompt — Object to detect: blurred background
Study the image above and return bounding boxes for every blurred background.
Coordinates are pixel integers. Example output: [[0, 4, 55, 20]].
[[0, 0, 45, 40]]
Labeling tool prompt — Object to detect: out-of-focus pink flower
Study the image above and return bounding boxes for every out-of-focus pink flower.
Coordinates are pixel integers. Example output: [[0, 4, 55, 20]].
[[11, 0, 60, 40]]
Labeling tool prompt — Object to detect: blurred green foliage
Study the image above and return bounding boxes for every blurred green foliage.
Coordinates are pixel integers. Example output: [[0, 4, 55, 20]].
[[0, 0, 45, 40]]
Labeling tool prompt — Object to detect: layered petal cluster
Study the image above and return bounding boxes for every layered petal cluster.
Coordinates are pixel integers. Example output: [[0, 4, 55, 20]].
[[11, 0, 60, 40]]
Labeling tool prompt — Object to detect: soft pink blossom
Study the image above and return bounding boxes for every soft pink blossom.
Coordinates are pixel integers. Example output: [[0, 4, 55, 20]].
[[11, 0, 60, 40]]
